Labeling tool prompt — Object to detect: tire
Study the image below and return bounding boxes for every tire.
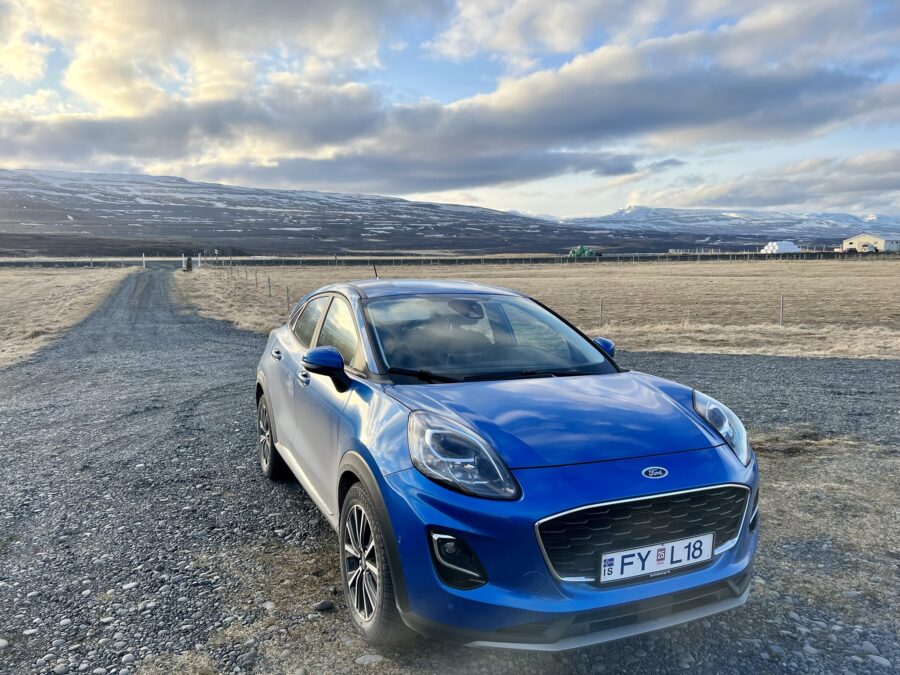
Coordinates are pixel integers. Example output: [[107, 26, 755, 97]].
[[257, 395, 288, 480], [339, 483, 413, 646]]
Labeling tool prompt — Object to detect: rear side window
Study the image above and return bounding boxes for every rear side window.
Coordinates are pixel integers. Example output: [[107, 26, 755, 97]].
[[292, 296, 330, 347], [316, 298, 362, 368]]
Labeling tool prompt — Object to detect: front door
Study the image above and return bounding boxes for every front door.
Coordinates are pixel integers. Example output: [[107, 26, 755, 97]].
[[291, 296, 361, 515], [273, 295, 330, 454]]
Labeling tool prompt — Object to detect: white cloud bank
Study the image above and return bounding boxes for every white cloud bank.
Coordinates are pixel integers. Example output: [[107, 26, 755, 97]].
[[632, 149, 900, 213], [0, 0, 899, 213]]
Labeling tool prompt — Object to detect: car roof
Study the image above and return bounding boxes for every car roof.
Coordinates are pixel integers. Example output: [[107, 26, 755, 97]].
[[318, 278, 523, 299]]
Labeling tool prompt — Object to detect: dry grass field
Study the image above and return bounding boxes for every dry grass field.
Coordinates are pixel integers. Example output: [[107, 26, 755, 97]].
[[171, 259, 900, 359], [0, 267, 134, 368]]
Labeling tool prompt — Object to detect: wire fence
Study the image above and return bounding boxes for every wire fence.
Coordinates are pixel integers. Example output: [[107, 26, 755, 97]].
[[2, 250, 900, 269], [200, 260, 896, 330]]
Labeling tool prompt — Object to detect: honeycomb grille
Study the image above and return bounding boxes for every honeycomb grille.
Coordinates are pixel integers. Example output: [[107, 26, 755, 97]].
[[538, 486, 749, 581]]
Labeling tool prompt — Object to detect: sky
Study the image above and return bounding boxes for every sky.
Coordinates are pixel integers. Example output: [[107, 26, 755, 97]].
[[1, 0, 900, 217]]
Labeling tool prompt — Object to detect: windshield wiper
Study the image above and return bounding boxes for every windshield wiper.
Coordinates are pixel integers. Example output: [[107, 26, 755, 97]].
[[386, 367, 460, 383], [462, 368, 584, 382], [462, 369, 554, 382]]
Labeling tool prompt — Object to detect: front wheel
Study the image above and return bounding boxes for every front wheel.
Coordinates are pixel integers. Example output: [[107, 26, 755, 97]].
[[257, 396, 288, 480], [339, 483, 413, 646]]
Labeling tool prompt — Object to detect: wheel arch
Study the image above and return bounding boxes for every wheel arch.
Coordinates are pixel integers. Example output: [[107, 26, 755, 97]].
[[256, 371, 267, 403], [255, 375, 279, 448], [338, 450, 410, 612]]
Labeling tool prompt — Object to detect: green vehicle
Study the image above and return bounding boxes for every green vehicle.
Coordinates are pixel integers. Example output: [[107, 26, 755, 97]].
[[569, 244, 601, 258]]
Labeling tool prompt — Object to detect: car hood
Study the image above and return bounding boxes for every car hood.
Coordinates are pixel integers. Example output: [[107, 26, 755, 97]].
[[386, 372, 724, 469]]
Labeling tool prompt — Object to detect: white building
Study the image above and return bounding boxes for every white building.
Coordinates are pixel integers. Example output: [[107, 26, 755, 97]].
[[837, 232, 900, 253], [760, 240, 801, 254]]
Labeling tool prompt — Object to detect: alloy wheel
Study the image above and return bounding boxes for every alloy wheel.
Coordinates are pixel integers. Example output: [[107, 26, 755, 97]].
[[343, 504, 380, 621], [258, 401, 273, 472]]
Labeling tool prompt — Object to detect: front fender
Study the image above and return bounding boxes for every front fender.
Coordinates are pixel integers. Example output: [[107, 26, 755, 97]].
[[338, 449, 410, 613]]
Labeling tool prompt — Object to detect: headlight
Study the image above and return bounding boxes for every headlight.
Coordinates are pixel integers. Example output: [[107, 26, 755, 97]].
[[693, 390, 751, 466], [407, 411, 520, 499]]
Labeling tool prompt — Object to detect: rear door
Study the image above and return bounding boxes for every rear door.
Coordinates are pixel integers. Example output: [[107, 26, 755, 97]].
[[268, 295, 330, 453], [291, 295, 363, 513]]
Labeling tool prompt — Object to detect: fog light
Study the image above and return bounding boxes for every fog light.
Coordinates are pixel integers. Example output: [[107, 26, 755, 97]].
[[429, 532, 487, 589]]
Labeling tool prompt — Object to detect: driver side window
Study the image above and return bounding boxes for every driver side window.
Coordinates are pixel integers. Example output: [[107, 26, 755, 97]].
[[316, 297, 364, 370], [502, 304, 570, 360]]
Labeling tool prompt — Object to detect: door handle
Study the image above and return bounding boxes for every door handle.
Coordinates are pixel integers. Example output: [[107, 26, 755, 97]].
[[270, 348, 283, 361], [297, 369, 311, 387]]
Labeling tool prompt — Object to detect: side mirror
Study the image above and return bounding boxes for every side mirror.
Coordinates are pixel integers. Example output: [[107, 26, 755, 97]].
[[302, 346, 350, 392], [593, 336, 616, 358]]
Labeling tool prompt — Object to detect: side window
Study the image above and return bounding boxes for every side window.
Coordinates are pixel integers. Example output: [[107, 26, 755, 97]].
[[316, 298, 362, 369], [503, 304, 570, 360], [292, 296, 330, 347]]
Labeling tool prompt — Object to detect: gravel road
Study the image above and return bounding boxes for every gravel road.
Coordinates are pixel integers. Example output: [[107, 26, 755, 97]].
[[1, 268, 897, 675]]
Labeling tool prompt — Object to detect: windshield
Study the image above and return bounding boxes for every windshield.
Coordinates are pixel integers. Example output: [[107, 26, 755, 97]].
[[363, 293, 615, 381]]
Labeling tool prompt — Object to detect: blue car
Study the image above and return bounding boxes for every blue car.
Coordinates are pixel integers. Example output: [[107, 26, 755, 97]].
[[255, 279, 759, 650]]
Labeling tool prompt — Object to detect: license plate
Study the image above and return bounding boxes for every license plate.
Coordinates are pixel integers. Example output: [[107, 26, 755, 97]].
[[599, 533, 714, 583]]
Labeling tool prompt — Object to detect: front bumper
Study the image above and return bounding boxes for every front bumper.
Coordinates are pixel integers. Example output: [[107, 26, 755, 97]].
[[381, 445, 759, 650], [411, 569, 752, 651]]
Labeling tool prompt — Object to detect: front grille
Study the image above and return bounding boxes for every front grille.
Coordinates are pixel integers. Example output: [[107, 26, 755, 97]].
[[537, 485, 749, 581]]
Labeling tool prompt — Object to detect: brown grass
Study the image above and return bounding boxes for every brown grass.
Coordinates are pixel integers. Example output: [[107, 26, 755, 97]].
[[172, 259, 900, 359], [136, 652, 217, 675], [0, 267, 134, 368], [751, 428, 899, 628]]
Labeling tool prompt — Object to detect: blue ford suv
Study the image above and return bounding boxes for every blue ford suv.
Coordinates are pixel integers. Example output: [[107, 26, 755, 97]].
[[255, 279, 759, 650]]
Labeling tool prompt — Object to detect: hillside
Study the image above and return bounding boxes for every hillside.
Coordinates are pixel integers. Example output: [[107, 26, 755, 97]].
[[1, 169, 894, 256], [563, 206, 900, 241], [0, 170, 589, 256]]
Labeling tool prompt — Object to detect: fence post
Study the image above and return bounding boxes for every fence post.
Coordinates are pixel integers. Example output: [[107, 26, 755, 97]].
[[268, 276, 272, 297], [286, 286, 290, 312], [255, 270, 258, 288], [142, 253, 146, 269], [779, 294, 784, 326], [599, 298, 603, 327]]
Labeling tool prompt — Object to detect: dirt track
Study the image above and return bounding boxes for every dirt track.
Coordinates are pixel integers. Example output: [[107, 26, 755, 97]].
[[0, 268, 897, 674]]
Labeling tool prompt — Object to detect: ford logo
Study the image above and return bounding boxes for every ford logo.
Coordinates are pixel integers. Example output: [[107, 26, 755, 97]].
[[642, 466, 668, 479]]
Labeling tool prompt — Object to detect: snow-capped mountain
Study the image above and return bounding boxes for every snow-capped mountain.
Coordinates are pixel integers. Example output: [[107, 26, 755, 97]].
[[0, 169, 576, 255], [563, 206, 900, 239], [1, 169, 894, 256]]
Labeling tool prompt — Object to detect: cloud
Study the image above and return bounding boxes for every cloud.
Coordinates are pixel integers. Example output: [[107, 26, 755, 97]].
[[425, 0, 896, 74], [0, 81, 386, 163], [0, 0, 899, 208], [0, 88, 70, 116], [0, 0, 52, 82], [187, 149, 641, 194], [573, 157, 685, 195], [427, 0, 668, 68], [9, 0, 442, 114], [631, 149, 900, 212]]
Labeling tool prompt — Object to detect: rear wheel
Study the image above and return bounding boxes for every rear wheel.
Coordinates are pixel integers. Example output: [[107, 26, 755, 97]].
[[340, 483, 412, 646], [258, 396, 288, 480]]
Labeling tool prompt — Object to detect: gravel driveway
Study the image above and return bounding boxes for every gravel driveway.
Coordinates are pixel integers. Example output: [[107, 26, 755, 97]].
[[1, 268, 897, 675]]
